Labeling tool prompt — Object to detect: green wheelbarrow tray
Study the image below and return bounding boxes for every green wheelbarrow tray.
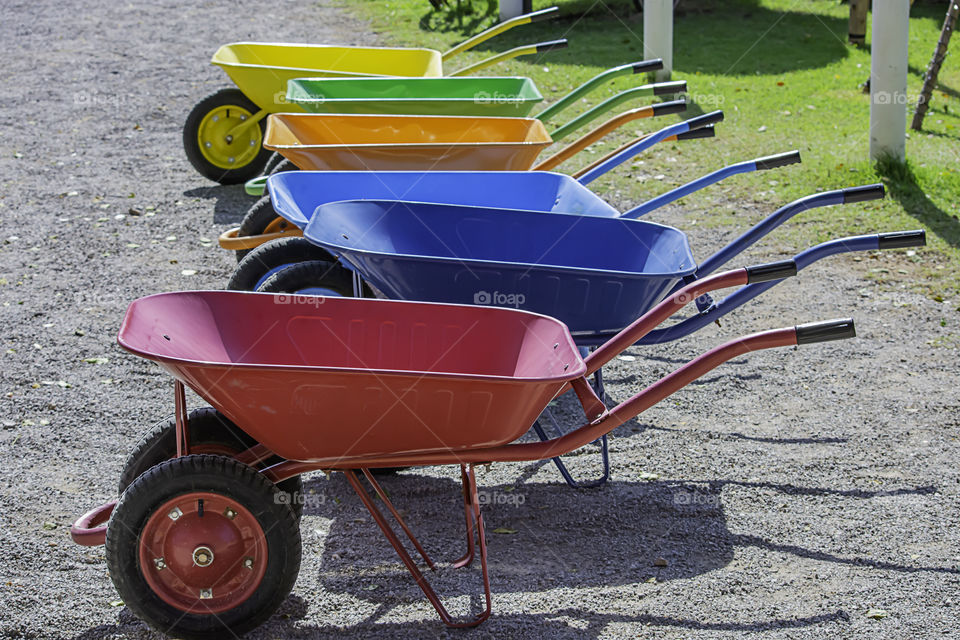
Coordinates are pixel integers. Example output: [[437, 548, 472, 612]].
[[286, 76, 545, 118], [286, 59, 680, 120]]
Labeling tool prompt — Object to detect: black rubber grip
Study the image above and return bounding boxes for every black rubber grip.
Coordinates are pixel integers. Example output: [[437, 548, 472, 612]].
[[754, 150, 801, 170], [842, 183, 885, 203], [632, 59, 664, 74], [878, 230, 926, 250], [686, 110, 724, 130], [795, 318, 856, 345], [653, 80, 687, 96], [528, 6, 559, 22], [676, 125, 715, 141], [745, 259, 797, 283], [536, 39, 568, 52], [652, 99, 688, 116]]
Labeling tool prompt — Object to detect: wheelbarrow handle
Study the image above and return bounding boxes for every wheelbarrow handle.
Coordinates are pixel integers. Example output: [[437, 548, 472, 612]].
[[745, 259, 798, 282], [448, 39, 568, 76], [546, 84, 687, 141], [534, 99, 687, 171], [632, 59, 666, 74], [754, 150, 802, 170], [651, 99, 688, 117], [843, 183, 886, 203], [633, 229, 925, 346], [582, 259, 798, 376], [441, 6, 560, 61], [676, 125, 716, 140], [536, 39, 570, 53], [796, 319, 856, 345], [685, 110, 725, 130], [692, 184, 886, 280], [575, 110, 724, 184], [878, 229, 925, 248], [570, 125, 714, 180], [621, 148, 801, 219], [653, 80, 688, 95], [535, 59, 666, 123]]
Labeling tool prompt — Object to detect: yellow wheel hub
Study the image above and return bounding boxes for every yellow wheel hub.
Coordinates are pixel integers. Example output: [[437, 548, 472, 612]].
[[197, 105, 262, 170]]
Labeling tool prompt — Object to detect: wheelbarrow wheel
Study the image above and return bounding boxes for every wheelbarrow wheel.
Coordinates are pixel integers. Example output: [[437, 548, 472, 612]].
[[106, 454, 301, 640], [267, 158, 296, 176], [228, 237, 336, 291], [260, 152, 285, 176], [257, 259, 373, 298], [118, 407, 304, 519], [183, 88, 271, 185], [234, 196, 288, 263]]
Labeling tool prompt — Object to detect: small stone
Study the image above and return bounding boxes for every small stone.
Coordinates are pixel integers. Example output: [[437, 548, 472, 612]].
[[654, 557, 668, 567]]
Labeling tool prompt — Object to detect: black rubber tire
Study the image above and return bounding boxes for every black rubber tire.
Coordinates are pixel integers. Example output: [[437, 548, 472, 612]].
[[118, 407, 303, 519], [106, 455, 301, 640], [183, 88, 271, 185], [234, 196, 286, 263], [260, 152, 285, 176], [256, 259, 369, 297], [268, 158, 296, 175], [228, 237, 336, 291]]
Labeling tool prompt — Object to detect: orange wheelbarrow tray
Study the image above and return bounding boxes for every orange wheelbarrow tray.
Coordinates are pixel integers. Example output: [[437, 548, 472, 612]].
[[240, 97, 690, 198], [71, 269, 861, 636]]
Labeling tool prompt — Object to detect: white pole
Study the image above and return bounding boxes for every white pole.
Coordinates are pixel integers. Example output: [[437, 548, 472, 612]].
[[643, 0, 673, 81], [869, 0, 911, 161], [499, 0, 527, 21]]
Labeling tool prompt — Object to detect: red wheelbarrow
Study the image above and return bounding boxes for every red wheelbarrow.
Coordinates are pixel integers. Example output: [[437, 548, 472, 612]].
[[71, 265, 858, 638]]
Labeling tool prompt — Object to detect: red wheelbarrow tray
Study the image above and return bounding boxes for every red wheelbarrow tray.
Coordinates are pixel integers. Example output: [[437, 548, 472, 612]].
[[116, 291, 587, 461]]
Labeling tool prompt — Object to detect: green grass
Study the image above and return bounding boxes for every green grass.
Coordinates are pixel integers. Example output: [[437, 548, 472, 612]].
[[338, 0, 960, 303]]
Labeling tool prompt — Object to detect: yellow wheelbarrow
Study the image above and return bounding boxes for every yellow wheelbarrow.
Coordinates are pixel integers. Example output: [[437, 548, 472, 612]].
[[184, 7, 564, 184]]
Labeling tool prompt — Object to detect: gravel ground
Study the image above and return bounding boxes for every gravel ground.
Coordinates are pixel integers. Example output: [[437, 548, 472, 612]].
[[1, 1, 959, 638]]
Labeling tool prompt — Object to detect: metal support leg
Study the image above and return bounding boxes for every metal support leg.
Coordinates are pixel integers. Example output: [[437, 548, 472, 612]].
[[532, 347, 611, 488], [343, 465, 491, 627], [173, 380, 189, 457]]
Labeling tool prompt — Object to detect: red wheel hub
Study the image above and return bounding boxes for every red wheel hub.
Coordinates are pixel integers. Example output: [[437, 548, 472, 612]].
[[138, 492, 268, 614]]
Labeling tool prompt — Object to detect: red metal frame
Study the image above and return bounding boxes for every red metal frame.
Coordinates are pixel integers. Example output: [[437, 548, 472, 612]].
[[343, 465, 491, 627], [174, 380, 190, 457]]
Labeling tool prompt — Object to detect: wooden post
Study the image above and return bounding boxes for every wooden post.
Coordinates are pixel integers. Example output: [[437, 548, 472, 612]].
[[849, 0, 870, 45], [911, 1, 959, 131]]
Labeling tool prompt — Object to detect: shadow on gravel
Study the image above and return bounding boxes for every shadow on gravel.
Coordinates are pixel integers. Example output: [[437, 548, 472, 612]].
[[183, 185, 255, 226], [70, 471, 950, 639], [308, 472, 733, 593], [74, 606, 852, 639]]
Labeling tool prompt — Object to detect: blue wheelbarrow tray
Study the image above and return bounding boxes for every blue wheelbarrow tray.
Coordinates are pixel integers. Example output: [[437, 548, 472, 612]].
[[303, 199, 696, 335], [269, 170, 620, 229]]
